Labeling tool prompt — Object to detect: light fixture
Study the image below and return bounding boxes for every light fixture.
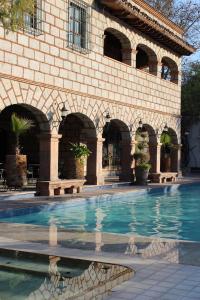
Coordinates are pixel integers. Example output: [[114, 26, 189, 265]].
[[105, 111, 111, 124], [138, 119, 143, 129], [163, 123, 168, 132], [60, 103, 68, 120]]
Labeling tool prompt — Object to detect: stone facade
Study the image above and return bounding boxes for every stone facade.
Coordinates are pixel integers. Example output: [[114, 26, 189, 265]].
[[0, 0, 194, 193]]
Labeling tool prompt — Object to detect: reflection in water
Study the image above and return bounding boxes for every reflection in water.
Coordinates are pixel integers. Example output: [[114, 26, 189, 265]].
[[0, 249, 133, 300], [2, 183, 200, 241], [95, 208, 106, 252], [49, 218, 58, 247]]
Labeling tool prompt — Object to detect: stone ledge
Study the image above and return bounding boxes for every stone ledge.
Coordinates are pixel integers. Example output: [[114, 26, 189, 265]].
[[36, 179, 86, 196]]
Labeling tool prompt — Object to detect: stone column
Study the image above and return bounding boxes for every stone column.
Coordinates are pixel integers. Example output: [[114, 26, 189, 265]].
[[149, 142, 161, 173], [131, 49, 138, 68], [155, 142, 162, 174], [86, 136, 105, 185], [177, 144, 182, 176], [158, 62, 163, 79], [39, 133, 61, 181]]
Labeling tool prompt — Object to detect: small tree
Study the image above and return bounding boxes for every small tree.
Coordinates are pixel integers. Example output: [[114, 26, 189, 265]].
[[133, 129, 151, 185], [134, 129, 151, 171], [11, 113, 34, 154], [0, 0, 34, 31]]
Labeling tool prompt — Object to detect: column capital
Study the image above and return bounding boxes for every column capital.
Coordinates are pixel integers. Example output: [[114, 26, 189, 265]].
[[157, 142, 162, 147], [38, 133, 62, 140]]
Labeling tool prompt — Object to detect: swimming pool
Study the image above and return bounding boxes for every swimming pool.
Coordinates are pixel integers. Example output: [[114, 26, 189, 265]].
[[1, 183, 200, 242]]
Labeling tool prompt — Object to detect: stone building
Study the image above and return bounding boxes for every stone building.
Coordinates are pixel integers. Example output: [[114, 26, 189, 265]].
[[0, 0, 195, 194]]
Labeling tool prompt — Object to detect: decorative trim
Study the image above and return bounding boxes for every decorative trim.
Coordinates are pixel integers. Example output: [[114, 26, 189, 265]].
[[0, 72, 181, 118]]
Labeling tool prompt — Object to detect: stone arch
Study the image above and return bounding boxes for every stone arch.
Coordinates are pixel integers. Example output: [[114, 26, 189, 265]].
[[58, 112, 97, 184], [103, 28, 132, 65], [136, 44, 158, 75], [0, 103, 50, 182], [161, 56, 178, 84], [102, 118, 131, 181]]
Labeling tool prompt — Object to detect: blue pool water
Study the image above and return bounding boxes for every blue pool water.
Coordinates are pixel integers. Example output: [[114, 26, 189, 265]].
[[1, 183, 200, 242]]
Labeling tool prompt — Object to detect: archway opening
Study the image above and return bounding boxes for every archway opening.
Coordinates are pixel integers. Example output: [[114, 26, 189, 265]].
[[103, 28, 132, 65], [160, 128, 178, 172], [102, 119, 131, 181], [0, 104, 50, 184], [58, 113, 97, 184], [161, 57, 178, 84], [136, 44, 157, 75]]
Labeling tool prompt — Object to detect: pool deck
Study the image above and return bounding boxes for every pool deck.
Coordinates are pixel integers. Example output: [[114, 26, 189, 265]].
[[1, 178, 200, 299]]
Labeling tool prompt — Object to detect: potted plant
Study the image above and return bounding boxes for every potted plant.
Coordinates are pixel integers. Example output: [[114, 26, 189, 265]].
[[5, 113, 34, 188], [69, 143, 91, 179], [134, 128, 151, 185], [160, 132, 173, 172]]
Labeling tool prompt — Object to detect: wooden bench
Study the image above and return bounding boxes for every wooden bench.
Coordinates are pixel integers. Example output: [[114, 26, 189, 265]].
[[36, 179, 86, 196], [150, 173, 178, 184]]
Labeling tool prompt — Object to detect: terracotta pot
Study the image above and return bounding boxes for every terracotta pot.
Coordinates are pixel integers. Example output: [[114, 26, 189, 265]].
[[135, 167, 149, 185], [64, 158, 85, 179], [5, 154, 27, 188], [74, 159, 84, 179]]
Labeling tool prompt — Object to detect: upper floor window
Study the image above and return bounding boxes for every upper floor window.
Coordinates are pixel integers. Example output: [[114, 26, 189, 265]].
[[136, 44, 158, 76], [161, 57, 178, 84], [68, 0, 90, 52], [103, 28, 132, 65], [24, 0, 43, 35]]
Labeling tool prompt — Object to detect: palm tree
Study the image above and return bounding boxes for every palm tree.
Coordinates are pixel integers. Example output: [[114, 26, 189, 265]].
[[5, 113, 34, 188], [11, 113, 34, 154]]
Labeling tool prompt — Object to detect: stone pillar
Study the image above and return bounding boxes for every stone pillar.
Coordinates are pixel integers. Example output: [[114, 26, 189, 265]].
[[36, 133, 61, 196], [158, 62, 163, 79], [119, 139, 132, 181], [177, 144, 182, 176], [131, 49, 137, 68], [86, 136, 105, 185], [155, 142, 162, 173], [39, 133, 61, 181], [149, 142, 161, 173]]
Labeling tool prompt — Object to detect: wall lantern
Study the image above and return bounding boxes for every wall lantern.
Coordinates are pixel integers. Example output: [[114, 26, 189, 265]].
[[60, 103, 68, 120], [163, 123, 168, 132], [105, 111, 111, 124]]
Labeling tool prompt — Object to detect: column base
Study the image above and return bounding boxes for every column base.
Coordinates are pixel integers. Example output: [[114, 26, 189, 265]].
[[86, 175, 105, 186]]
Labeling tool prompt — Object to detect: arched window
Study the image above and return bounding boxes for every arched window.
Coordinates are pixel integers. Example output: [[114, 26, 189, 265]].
[[136, 44, 157, 75], [103, 28, 132, 65], [161, 57, 178, 84], [104, 30, 122, 62]]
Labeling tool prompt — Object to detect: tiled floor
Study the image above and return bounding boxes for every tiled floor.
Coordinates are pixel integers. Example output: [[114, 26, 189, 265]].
[[0, 237, 200, 299]]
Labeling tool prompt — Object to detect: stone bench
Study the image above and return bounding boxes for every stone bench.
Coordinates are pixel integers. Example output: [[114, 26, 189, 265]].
[[36, 179, 86, 196], [150, 173, 178, 184]]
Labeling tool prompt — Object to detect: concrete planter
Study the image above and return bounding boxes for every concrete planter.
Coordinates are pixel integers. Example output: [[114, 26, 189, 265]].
[[65, 158, 85, 179], [74, 159, 84, 179], [5, 154, 27, 188]]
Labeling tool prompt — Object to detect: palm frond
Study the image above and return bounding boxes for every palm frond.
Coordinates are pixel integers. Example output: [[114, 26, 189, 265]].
[[11, 113, 34, 136]]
